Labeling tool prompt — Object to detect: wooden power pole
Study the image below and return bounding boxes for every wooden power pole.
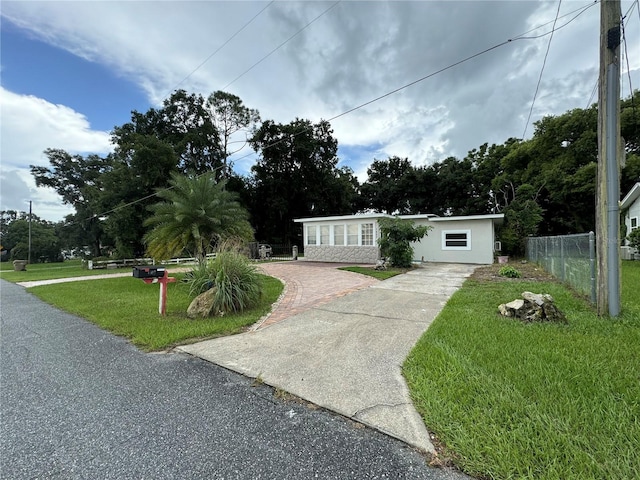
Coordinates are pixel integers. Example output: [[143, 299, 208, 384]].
[[596, 0, 621, 316]]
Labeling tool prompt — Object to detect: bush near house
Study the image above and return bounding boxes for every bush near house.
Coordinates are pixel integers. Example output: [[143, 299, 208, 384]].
[[378, 217, 430, 268]]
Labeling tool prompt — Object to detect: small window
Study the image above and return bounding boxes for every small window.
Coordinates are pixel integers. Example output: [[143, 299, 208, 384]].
[[632, 217, 638, 229], [442, 230, 471, 250], [334, 225, 345, 245], [347, 224, 359, 245], [307, 225, 317, 245], [361, 223, 374, 246], [320, 225, 330, 245]]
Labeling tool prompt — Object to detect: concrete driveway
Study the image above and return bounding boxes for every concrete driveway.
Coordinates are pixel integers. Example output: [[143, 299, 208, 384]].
[[178, 262, 478, 453]]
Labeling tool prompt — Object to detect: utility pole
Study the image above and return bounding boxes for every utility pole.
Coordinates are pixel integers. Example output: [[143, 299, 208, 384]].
[[28, 200, 32, 265], [596, 0, 621, 316]]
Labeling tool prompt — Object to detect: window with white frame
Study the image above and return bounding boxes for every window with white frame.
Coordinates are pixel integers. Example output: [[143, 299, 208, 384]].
[[306, 225, 317, 245], [334, 225, 345, 245], [632, 217, 638, 229], [347, 224, 359, 245], [442, 230, 471, 250], [361, 223, 374, 246], [320, 225, 330, 245]]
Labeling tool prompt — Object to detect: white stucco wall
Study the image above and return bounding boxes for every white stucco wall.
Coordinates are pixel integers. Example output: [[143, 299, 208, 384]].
[[410, 218, 496, 264], [296, 214, 501, 265]]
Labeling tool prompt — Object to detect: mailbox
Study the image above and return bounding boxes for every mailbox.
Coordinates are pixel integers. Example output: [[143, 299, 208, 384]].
[[133, 265, 166, 279]]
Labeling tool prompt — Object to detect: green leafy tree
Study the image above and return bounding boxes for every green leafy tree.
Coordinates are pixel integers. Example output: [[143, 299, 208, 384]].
[[360, 156, 414, 214], [500, 184, 544, 256], [248, 118, 357, 243], [30, 149, 111, 256], [378, 217, 430, 268], [143, 172, 254, 262], [628, 227, 640, 251], [1, 212, 62, 262], [206, 91, 260, 178]]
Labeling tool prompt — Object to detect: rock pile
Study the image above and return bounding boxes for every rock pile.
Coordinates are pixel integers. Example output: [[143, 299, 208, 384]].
[[498, 291, 567, 324]]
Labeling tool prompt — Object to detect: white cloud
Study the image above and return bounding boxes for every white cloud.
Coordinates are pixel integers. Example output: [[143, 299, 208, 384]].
[[1, 0, 639, 220], [0, 87, 112, 220]]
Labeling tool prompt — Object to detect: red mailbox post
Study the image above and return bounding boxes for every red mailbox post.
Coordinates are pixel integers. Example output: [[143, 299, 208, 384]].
[[133, 266, 177, 316]]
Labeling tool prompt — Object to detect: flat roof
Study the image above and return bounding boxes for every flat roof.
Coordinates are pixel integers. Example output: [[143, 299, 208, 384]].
[[294, 213, 504, 223]]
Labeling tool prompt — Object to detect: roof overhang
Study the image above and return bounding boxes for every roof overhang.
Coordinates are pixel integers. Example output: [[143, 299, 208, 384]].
[[620, 182, 640, 211]]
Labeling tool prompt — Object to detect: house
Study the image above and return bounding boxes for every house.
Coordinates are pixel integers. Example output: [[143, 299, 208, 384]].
[[620, 182, 640, 259], [294, 213, 504, 265]]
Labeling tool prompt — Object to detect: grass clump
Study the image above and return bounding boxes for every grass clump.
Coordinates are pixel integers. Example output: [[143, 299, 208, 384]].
[[498, 265, 521, 278], [29, 273, 283, 351], [184, 249, 262, 315], [404, 262, 640, 480], [338, 265, 404, 280]]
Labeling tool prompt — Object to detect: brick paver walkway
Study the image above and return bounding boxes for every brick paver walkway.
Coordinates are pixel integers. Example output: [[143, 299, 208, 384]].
[[253, 261, 379, 330]]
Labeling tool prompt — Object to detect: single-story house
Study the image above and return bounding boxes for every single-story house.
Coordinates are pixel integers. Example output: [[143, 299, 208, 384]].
[[294, 213, 504, 265], [621, 182, 640, 259]]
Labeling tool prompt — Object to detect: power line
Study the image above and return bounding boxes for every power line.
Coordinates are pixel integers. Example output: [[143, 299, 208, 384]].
[[221, 1, 341, 91], [159, 2, 274, 102], [522, 0, 563, 139]]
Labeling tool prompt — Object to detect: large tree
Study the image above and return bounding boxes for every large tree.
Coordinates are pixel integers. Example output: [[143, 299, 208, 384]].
[[360, 156, 414, 214], [143, 172, 254, 262], [248, 118, 358, 243], [206, 91, 260, 178], [30, 149, 111, 256]]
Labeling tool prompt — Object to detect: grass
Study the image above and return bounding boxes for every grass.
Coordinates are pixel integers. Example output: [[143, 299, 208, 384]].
[[404, 260, 640, 479], [338, 265, 405, 280], [29, 273, 283, 351], [0, 259, 131, 282]]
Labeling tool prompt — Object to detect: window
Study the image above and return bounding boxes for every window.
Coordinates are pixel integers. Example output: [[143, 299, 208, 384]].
[[442, 230, 471, 250], [632, 217, 638, 229], [347, 224, 359, 245], [361, 223, 374, 246], [307, 225, 317, 245], [334, 225, 345, 245], [320, 225, 330, 245]]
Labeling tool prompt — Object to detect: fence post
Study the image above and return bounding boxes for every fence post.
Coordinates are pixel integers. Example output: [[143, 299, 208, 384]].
[[560, 235, 565, 282], [589, 231, 596, 304]]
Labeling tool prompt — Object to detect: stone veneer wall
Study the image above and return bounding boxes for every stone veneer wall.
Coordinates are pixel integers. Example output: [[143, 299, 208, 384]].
[[304, 245, 379, 264]]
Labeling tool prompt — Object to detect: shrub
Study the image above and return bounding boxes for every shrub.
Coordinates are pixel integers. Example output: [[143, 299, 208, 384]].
[[499, 265, 521, 278], [378, 217, 431, 268], [184, 248, 262, 315], [628, 228, 640, 250]]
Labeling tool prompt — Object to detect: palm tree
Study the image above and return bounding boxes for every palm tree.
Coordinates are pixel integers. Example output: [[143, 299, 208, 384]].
[[143, 172, 253, 261]]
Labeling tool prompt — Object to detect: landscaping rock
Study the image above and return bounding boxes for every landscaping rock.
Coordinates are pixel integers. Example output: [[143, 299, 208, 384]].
[[187, 288, 217, 319], [498, 291, 567, 324]]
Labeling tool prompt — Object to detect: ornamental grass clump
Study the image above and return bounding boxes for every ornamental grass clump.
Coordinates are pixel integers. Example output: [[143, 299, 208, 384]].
[[185, 247, 262, 315]]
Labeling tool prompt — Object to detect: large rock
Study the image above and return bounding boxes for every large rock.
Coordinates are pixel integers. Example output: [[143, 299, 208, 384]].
[[187, 288, 218, 319], [498, 291, 567, 324]]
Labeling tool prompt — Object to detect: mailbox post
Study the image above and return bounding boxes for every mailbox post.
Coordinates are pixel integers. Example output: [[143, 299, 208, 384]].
[[133, 266, 176, 316]]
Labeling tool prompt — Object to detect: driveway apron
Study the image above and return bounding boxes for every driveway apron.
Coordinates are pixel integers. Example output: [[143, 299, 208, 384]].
[[178, 262, 478, 452]]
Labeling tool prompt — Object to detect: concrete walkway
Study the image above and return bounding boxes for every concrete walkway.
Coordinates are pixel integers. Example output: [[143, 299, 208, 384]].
[[178, 262, 478, 453]]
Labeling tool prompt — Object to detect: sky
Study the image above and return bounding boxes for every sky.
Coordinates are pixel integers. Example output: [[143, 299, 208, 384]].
[[1, 0, 639, 222]]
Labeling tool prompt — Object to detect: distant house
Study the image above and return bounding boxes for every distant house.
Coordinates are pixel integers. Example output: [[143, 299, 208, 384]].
[[294, 213, 504, 265], [621, 182, 640, 259]]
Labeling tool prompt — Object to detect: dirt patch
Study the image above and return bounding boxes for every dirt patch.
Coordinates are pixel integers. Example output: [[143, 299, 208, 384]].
[[470, 261, 556, 283]]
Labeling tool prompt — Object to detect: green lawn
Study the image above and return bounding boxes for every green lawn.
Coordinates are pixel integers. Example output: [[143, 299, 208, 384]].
[[338, 265, 405, 280], [0, 259, 129, 282], [404, 261, 640, 479], [29, 273, 283, 351]]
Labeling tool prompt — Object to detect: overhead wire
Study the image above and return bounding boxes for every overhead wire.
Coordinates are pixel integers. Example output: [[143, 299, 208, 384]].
[[221, 1, 341, 91], [522, 0, 563, 139], [158, 1, 275, 103], [69, 0, 598, 226]]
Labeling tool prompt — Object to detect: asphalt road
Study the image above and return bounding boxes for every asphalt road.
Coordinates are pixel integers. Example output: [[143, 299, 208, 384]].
[[0, 280, 470, 479]]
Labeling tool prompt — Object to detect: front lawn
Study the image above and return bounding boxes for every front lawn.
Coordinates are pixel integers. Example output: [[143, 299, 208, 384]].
[[338, 265, 405, 280], [0, 259, 128, 282], [404, 261, 640, 479], [29, 274, 283, 351]]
